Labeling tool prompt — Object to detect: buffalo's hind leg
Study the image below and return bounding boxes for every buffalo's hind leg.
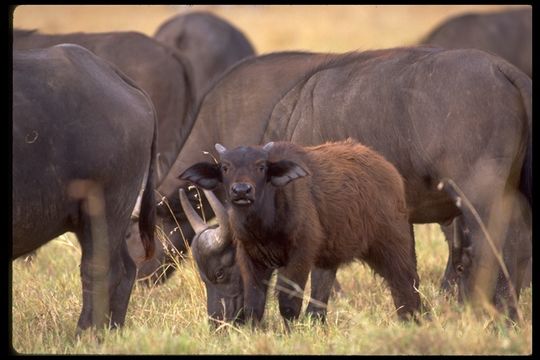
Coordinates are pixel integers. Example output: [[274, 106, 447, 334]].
[[108, 237, 138, 328], [75, 212, 112, 332], [440, 221, 459, 294], [75, 185, 138, 333], [364, 227, 421, 321]]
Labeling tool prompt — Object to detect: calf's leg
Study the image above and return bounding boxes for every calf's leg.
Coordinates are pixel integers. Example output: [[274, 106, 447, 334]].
[[364, 229, 421, 321], [305, 266, 338, 322], [276, 252, 312, 323]]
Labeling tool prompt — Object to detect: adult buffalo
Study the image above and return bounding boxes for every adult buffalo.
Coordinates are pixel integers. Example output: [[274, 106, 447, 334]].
[[13, 29, 195, 178], [134, 52, 347, 284], [421, 7, 531, 76], [157, 47, 531, 321], [154, 11, 256, 100], [13, 44, 157, 332], [13, 29, 196, 281], [420, 7, 533, 290]]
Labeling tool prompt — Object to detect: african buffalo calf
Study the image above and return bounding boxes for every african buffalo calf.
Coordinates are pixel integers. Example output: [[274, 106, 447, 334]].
[[179, 139, 422, 325]]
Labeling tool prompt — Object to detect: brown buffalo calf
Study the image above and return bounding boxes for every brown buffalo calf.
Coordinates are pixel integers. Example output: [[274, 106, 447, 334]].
[[180, 138, 422, 324]]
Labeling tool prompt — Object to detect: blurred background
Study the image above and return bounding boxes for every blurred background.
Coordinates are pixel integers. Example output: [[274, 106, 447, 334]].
[[12, 5, 528, 54]]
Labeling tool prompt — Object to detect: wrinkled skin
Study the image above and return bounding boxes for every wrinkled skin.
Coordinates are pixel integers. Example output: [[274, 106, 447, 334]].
[[421, 7, 531, 76], [12, 44, 156, 332], [420, 7, 533, 291], [157, 47, 531, 321], [153, 52, 338, 285], [154, 10, 256, 100]]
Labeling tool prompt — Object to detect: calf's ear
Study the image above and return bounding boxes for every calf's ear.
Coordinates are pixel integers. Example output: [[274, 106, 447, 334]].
[[178, 162, 222, 190], [267, 160, 309, 187]]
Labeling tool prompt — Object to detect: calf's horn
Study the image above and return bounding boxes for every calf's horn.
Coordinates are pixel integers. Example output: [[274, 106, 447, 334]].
[[262, 141, 274, 152], [179, 188, 207, 234], [215, 143, 227, 155]]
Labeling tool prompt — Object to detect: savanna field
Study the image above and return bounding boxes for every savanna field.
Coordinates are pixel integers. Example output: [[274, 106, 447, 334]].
[[11, 5, 532, 355]]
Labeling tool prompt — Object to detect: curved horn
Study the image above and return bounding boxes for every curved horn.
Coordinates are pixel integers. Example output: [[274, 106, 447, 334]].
[[202, 189, 232, 249], [215, 143, 227, 155], [179, 188, 207, 234], [262, 141, 274, 152], [202, 189, 229, 228]]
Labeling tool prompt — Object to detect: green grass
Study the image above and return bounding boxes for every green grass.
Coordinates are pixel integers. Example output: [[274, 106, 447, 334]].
[[11, 225, 532, 354]]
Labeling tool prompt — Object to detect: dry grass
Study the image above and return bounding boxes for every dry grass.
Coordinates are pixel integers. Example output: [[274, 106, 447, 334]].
[[11, 4, 532, 355], [11, 225, 532, 354]]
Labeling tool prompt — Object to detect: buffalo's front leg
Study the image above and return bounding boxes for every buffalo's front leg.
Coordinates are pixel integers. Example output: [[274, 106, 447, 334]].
[[305, 266, 338, 322], [276, 254, 312, 323], [236, 245, 273, 326]]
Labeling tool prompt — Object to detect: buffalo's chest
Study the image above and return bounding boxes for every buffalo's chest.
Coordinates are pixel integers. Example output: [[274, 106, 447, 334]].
[[240, 232, 290, 269]]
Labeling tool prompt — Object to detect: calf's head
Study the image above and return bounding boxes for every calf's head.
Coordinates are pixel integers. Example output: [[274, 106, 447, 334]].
[[177, 142, 309, 324], [179, 142, 309, 209]]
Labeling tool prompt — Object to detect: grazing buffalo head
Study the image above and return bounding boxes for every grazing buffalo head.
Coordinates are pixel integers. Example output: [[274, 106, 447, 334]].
[[178, 188, 244, 325]]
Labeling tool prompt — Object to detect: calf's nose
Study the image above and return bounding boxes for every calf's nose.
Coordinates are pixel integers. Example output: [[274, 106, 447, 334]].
[[231, 183, 252, 196]]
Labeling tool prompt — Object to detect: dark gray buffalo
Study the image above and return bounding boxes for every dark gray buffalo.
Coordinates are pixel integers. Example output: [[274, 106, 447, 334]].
[[155, 47, 531, 322], [421, 6, 533, 290], [141, 52, 350, 284], [154, 11, 256, 99], [13, 29, 197, 281], [13, 29, 195, 178], [13, 44, 157, 332], [421, 7, 531, 76]]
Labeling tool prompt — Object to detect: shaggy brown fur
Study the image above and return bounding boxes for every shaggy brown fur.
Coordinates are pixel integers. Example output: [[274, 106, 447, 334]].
[[225, 139, 420, 322], [179, 138, 422, 323]]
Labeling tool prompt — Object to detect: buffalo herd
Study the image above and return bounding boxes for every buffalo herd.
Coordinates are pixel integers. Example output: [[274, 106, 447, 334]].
[[12, 7, 531, 332]]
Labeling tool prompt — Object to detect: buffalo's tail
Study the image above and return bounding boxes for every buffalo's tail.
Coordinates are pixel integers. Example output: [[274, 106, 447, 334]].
[[520, 129, 532, 207], [138, 101, 158, 260], [496, 60, 532, 207]]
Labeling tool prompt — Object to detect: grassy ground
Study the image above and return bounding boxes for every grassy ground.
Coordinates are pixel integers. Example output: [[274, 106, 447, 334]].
[[11, 4, 532, 355], [12, 225, 532, 354]]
